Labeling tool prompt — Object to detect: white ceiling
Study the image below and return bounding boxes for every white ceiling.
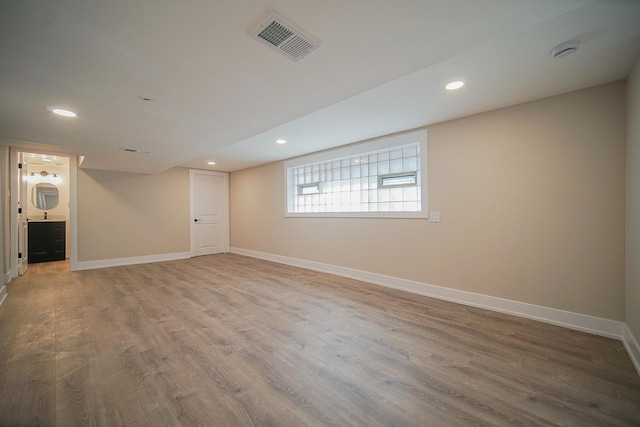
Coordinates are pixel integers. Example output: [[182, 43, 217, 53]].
[[1, 0, 639, 174]]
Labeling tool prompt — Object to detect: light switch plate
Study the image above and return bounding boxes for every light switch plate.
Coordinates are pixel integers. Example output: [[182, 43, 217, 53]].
[[429, 211, 440, 223]]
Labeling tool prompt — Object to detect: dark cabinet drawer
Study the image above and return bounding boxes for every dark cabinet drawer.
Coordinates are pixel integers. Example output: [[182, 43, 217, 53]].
[[28, 221, 66, 263]]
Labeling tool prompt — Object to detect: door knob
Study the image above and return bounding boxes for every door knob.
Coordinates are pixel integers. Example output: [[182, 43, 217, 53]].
[[194, 219, 200, 222]]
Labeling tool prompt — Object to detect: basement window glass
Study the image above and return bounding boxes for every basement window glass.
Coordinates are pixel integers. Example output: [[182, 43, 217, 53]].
[[285, 130, 427, 218]]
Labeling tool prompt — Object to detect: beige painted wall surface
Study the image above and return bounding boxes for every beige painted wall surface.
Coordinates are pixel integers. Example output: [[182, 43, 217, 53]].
[[230, 82, 626, 320], [627, 55, 640, 339], [77, 167, 190, 261]]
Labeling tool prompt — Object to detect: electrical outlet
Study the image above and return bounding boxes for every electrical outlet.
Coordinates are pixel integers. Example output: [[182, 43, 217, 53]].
[[429, 211, 440, 223]]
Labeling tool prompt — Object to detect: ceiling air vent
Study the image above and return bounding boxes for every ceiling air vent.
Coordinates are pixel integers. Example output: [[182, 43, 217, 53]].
[[250, 12, 320, 62], [121, 147, 150, 154]]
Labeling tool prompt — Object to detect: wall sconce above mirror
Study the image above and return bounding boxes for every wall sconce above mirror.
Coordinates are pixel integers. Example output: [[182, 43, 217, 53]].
[[28, 170, 61, 186], [30, 170, 58, 178]]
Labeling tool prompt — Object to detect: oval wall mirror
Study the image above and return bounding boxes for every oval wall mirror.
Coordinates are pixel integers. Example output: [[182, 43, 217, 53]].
[[32, 183, 59, 210]]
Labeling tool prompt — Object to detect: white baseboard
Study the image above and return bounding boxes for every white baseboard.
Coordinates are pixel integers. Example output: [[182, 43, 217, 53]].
[[1, 272, 10, 285], [230, 247, 624, 340], [623, 324, 640, 376], [75, 251, 192, 271]]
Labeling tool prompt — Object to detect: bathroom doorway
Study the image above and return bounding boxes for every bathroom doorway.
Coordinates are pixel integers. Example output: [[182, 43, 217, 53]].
[[10, 148, 78, 276]]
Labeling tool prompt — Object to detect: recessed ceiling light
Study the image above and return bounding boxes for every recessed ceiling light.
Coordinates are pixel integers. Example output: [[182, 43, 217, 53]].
[[207, 161, 216, 165], [50, 108, 77, 117], [445, 80, 465, 91], [276, 139, 286, 144]]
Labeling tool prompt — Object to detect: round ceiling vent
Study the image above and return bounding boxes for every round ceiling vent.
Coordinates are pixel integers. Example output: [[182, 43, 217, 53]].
[[551, 40, 580, 59]]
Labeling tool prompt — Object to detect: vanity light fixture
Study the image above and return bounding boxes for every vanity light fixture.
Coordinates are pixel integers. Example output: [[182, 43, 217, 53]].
[[34, 170, 57, 177], [29, 170, 59, 183], [276, 139, 286, 144], [445, 80, 465, 91]]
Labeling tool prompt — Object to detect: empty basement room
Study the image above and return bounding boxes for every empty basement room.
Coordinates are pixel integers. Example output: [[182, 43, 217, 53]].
[[1, 1, 640, 426]]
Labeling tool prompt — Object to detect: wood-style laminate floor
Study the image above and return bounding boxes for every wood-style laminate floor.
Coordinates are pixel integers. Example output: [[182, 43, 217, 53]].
[[0, 254, 639, 426]]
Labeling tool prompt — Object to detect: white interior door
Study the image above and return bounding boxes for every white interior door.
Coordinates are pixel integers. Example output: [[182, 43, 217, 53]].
[[190, 170, 229, 257], [17, 153, 28, 275]]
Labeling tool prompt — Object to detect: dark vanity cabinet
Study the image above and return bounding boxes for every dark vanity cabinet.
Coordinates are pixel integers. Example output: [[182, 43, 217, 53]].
[[28, 221, 66, 263]]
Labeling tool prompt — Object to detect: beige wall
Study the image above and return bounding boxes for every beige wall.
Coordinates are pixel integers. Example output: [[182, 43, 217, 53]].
[[77, 167, 190, 261], [627, 55, 640, 340], [230, 82, 626, 320]]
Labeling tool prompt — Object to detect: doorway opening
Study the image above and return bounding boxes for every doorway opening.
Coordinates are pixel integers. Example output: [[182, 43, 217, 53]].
[[10, 148, 78, 277]]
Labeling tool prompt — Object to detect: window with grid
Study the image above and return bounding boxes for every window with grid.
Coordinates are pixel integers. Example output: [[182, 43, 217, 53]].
[[285, 130, 427, 218]]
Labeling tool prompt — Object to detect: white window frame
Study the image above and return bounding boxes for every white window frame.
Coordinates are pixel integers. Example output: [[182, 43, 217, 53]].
[[284, 129, 428, 218]]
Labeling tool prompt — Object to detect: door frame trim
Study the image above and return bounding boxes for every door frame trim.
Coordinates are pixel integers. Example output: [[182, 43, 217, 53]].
[[189, 169, 229, 257], [9, 148, 19, 278]]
